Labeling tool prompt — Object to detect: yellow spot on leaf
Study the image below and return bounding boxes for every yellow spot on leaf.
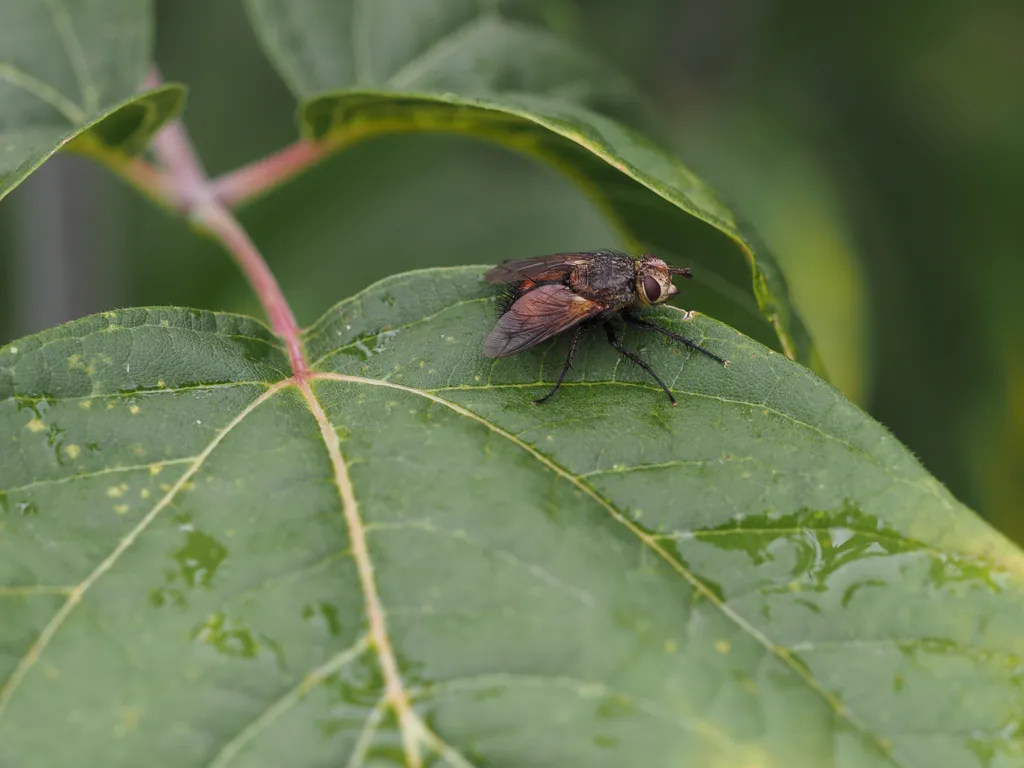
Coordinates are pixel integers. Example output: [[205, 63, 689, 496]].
[[157, 379, 166, 388], [64, 444, 81, 460], [120, 708, 140, 733], [26, 418, 45, 433], [129, 404, 140, 415], [106, 484, 128, 498], [149, 463, 163, 476], [79, 399, 92, 410], [114, 504, 129, 515], [140, 488, 151, 500], [714, 639, 731, 654], [663, 639, 677, 654]]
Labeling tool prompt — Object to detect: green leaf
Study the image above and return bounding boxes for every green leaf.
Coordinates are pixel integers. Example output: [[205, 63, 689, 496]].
[[0, 0, 185, 200], [244, 0, 823, 372], [2, 268, 1022, 766]]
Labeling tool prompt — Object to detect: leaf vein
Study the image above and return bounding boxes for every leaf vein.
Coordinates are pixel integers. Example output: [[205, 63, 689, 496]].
[[386, 16, 491, 90], [408, 673, 732, 749], [41, 0, 99, 113], [0, 63, 84, 123], [207, 634, 372, 768], [0, 456, 196, 495], [344, 697, 388, 768], [0, 380, 291, 720], [308, 296, 488, 368], [5, 381, 277, 407], [365, 519, 594, 606], [312, 372, 896, 761], [428, 380, 922, 494], [299, 380, 423, 768]]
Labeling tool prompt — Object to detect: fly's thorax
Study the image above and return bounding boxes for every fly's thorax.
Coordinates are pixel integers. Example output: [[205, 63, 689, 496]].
[[568, 252, 638, 306]]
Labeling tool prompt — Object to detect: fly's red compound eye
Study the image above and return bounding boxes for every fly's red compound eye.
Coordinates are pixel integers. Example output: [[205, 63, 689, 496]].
[[642, 275, 662, 303]]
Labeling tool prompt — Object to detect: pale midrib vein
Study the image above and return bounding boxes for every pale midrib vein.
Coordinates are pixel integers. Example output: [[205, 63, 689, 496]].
[[207, 634, 372, 768], [297, 380, 423, 768], [0, 456, 196, 495], [0, 380, 291, 719], [311, 372, 897, 763], [0, 64, 84, 123]]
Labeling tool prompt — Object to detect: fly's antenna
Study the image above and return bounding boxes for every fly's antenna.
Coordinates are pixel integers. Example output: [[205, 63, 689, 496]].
[[669, 267, 693, 279]]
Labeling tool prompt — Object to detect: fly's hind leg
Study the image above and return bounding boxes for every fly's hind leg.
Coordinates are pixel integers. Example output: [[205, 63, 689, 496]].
[[603, 322, 677, 405], [622, 312, 729, 367], [533, 325, 585, 405]]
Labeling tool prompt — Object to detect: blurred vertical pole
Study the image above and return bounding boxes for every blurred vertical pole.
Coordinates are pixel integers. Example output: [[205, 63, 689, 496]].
[[9, 156, 123, 339]]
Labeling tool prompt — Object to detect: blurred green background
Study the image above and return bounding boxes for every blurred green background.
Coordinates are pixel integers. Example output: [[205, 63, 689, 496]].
[[1, 0, 1021, 541]]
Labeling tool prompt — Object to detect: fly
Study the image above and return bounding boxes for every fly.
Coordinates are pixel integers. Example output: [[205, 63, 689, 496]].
[[482, 249, 729, 405]]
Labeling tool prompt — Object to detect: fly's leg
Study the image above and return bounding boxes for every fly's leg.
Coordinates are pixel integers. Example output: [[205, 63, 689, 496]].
[[623, 312, 729, 367], [533, 325, 585, 405], [603, 322, 678, 405]]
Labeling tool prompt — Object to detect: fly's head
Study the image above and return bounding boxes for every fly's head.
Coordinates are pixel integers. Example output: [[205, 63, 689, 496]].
[[635, 254, 692, 306]]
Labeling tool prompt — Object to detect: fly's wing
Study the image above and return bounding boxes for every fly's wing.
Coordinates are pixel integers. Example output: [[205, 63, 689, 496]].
[[484, 252, 596, 285], [483, 284, 604, 358]]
